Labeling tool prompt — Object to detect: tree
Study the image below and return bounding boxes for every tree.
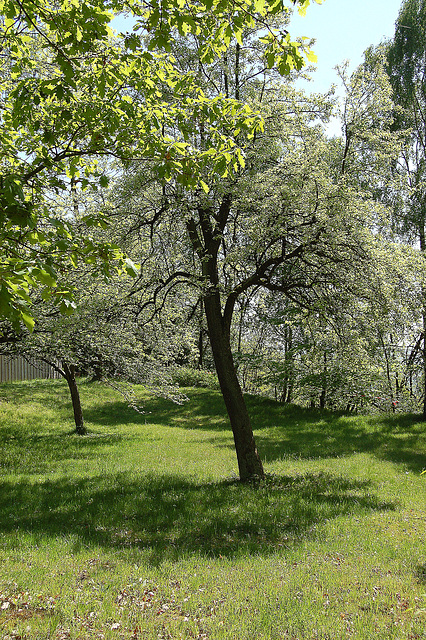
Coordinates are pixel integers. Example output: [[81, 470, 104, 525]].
[[0, 278, 139, 434], [229, 246, 424, 413], [386, 0, 426, 416], [110, 26, 391, 479], [0, 257, 198, 433], [0, 0, 318, 331]]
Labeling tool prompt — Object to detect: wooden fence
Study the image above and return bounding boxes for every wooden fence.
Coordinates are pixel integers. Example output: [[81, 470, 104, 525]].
[[0, 355, 61, 383]]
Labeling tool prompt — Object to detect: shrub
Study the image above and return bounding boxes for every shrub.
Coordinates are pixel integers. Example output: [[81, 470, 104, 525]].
[[169, 366, 220, 389]]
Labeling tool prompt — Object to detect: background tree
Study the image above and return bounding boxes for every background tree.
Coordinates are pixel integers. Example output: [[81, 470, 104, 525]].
[[109, 28, 396, 479], [386, 0, 426, 416], [0, 258, 199, 433], [0, 277, 141, 434]]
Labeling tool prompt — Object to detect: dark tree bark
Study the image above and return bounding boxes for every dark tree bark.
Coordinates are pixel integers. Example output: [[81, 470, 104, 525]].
[[319, 351, 327, 410], [419, 224, 426, 418], [203, 287, 264, 480], [197, 298, 204, 369], [379, 331, 396, 412], [280, 325, 294, 403], [62, 362, 86, 435], [186, 198, 264, 480]]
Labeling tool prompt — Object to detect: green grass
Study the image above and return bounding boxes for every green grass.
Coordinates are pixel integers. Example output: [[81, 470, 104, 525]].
[[0, 379, 425, 640]]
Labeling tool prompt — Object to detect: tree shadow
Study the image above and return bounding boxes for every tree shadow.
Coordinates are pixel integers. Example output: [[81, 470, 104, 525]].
[[175, 395, 425, 474], [3, 381, 424, 476], [415, 564, 426, 584], [0, 378, 70, 408], [252, 407, 426, 474], [0, 431, 125, 475], [0, 471, 395, 565], [83, 391, 426, 473], [83, 387, 229, 430]]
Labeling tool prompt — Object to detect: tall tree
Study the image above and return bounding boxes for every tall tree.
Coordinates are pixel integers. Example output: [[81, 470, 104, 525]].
[[386, 0, 426, 416], [114, 39, 386, 479]]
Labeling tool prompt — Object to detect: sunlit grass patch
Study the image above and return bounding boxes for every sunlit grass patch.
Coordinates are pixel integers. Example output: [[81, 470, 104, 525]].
[[0, 379, 425, 639]]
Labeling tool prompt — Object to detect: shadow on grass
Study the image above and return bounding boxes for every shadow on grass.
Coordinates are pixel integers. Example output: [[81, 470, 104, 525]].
[[251, 404, 426, 474], [83, 390, 426, 473], [415, 564, 426, 584], [2, 381, 425, 474], [0, 431, 125, 474], [83, 387, 229, 429], [0, 378, 71, 409], [0, 471, 395, 564]]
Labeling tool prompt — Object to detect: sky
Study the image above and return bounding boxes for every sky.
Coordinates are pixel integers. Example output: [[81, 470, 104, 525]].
[[112, 0, 405, 135], [113, 1, 404, 93], [289, 0, 404, 94]]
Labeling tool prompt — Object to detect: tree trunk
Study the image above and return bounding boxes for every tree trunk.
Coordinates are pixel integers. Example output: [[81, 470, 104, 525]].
[[319, 351, 327, 409], [419, 219, 426, 418], [422, 309, 426, 418], [63, 362, 86, 435], [197, 298, 204, 369], [186, 199, 264, 481], [203, 291, 264, 481], [379, 331, 396, 411], [282, 325, 294, 404]]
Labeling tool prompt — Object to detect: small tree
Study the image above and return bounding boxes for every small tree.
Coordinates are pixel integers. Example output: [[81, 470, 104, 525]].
[[0, 274, 145, 434]]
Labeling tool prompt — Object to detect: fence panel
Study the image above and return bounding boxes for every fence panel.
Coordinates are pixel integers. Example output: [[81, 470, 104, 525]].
[[0, 355, 60, 382]]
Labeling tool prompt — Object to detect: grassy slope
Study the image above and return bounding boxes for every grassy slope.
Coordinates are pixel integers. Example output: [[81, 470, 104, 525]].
[[0, 379, 425, 640]]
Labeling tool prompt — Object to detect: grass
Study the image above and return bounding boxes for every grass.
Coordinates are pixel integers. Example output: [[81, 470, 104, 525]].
[[0, 378, 425, 640]]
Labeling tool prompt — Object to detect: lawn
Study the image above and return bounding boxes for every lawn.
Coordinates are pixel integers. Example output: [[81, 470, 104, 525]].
[[0, 378, 425, 640]]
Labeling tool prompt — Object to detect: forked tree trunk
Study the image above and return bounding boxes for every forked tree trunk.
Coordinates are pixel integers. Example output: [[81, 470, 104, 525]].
[[203, 290, 264, 481], [186, 199, 264, 481], [63, 362, 86, 435]]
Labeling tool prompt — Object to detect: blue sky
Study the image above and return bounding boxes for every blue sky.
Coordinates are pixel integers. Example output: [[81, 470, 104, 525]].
[[113, 1, 404, 93], [290, 0, 403, 93], [111, 0, 404, 131]]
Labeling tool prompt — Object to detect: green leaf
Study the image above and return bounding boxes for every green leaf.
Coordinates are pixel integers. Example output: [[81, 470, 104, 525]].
[[33, 269, 57, 287], [59, 299, 77, 315], [200, 180, 209, 193], [266, 52, 275, 69], [21, 311, 35, 332], [55, 83, 65, 99]]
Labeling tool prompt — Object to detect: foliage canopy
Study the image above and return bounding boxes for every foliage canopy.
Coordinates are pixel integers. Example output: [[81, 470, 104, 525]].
[[0, 0, 319, 331]]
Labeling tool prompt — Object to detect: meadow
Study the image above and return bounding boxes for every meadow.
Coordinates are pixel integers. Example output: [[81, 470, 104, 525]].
[[0, 378, 425, 640]]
